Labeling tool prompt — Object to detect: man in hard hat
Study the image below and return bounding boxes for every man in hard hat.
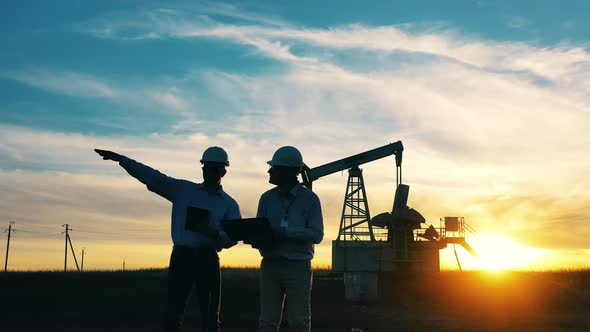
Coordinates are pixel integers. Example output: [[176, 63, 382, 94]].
[[255, 146, 324, 332], [94, 146, 240, 332]]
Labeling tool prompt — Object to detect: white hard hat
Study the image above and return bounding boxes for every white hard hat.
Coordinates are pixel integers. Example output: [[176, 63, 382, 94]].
[[200, 146, 229, 166], [267, 146, 303, 168]]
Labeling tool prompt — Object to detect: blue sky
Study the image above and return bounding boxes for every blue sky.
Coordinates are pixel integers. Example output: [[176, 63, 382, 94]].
[[1, 1, 589, 270], [2, 0, 589, 136]]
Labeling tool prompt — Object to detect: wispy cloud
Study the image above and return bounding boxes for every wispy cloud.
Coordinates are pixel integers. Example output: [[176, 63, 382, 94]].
[[83, 7, 587, 195], [81, 2, 289, 40], [84, 10, 590, 86], [0, 67, 191, 112], [184, 1, 288, 27], [150, 89, 189, 111], [0, 68, 121, 99]]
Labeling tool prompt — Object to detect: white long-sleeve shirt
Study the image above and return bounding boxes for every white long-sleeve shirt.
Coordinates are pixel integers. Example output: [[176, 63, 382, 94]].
[[119, 156, 241, 250], [256, 183, 323, 260]]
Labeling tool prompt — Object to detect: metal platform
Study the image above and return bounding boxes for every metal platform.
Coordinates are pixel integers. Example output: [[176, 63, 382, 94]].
[[332, 240, 444, 273]]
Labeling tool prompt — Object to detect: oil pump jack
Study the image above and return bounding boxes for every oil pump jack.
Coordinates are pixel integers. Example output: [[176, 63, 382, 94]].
[[301, 141, 477, 301]]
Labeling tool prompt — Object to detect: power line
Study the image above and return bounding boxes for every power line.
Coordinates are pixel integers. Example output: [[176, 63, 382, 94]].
[[17, 229, 61, 236], [2, 221, 170, 270], [73, 229, 168, 240], [75, 226, 166, 234], [15, 222, 58, 230], [102, 226, 168, 233], [8, 224, 166, 240], [2, 222, 169, 238], [5, 229, 166, 241]]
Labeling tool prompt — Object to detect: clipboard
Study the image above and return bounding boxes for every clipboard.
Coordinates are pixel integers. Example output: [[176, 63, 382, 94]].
[[185, 206, 210, 232], [221, 218, 273, 245]]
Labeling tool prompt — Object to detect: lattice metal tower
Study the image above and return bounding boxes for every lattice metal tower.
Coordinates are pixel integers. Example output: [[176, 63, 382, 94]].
[[337, 165, 375, 241]]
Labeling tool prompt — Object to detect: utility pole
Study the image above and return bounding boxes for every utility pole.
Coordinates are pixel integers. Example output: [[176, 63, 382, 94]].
[[122, 259, 126, 271], [4, 221, 15, 272], [62, 224, 80, 272], [63, 224, 69, 272], [81, 248, 86, 272]]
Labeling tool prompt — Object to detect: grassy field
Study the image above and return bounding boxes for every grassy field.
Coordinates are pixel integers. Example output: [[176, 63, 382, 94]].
[[1, 268, 589, 331]]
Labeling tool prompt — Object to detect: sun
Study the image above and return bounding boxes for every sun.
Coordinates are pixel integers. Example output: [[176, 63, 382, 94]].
[[469, 234, 542, 271]]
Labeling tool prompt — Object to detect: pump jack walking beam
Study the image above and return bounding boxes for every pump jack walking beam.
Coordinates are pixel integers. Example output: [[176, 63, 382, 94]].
[[301, 141, 404, 188]]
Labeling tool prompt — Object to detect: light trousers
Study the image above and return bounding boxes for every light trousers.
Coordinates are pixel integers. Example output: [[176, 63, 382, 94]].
[[258, 258, 312, 332]]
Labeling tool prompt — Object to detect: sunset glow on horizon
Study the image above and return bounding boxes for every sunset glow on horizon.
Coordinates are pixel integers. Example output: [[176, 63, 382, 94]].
[[458, 234, 544, 271]]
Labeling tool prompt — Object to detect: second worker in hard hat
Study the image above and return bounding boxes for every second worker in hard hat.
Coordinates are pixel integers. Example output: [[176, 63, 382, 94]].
[[255, 146, 324, 332], [94, 146, 240, 332]]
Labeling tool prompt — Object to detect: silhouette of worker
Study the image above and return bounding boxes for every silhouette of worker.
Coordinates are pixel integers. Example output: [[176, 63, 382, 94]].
[[94, 147, 240, 332], [255, 146, 324, 332]]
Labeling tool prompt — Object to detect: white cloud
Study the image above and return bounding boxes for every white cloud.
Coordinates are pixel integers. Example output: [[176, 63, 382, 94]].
[[85, 10, 590, 85], [150, 90, 189, 111]]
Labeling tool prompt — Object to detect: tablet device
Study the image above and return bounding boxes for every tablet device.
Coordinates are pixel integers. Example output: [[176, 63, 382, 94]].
[[185, 206, 210, 232], [221, 218, 272, 243]]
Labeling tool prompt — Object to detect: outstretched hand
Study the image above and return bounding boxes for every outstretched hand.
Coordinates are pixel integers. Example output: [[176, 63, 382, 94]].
[[94, 149, 122, 162]]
